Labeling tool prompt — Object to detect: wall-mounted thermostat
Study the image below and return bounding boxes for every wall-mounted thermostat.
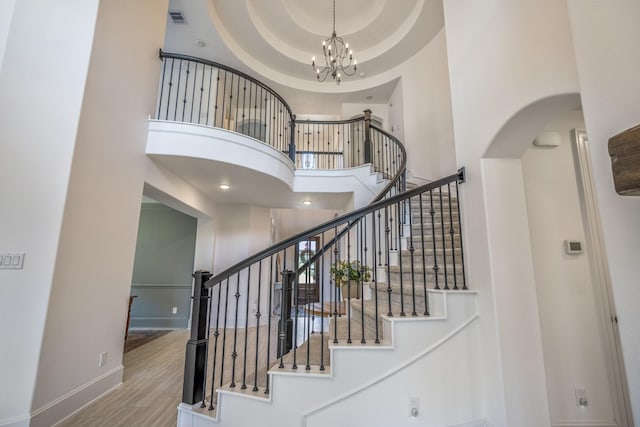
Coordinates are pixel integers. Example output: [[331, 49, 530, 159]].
[[565, 240, 583, 255]]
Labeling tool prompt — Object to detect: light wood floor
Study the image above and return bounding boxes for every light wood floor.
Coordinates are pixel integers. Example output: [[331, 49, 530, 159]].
[[58, 329, 190, 427]]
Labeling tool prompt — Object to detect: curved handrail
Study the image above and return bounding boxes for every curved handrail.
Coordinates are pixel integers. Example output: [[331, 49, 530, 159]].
[[205, 168, 459, 289], [159, 50, 294, 120]]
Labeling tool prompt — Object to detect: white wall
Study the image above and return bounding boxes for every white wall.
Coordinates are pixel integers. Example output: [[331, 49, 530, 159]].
[[0, 0, 16, 71], [565, 2, 640, 422], [341, 102, 388, 126], [211, 205, 273, 327], [0, 0, 100, 424], [442, 0, 581, 425], [387, 79, 405, 146], [8, 0, 167, 425], [399, 28, 456, 181], [482, 159, 551, 427], [522, 112, 616, 424]]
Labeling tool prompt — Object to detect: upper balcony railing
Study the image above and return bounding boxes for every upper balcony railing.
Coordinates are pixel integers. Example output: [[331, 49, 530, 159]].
[[156, 51, 399, 175]]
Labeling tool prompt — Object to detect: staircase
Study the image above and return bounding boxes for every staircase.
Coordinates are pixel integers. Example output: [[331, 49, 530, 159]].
[[176, 172, 479, 427], [155, 52, 478, 427]]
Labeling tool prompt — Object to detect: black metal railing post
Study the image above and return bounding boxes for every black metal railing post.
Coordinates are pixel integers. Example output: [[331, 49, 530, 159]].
[[182, 270, 212, 405], [363, 109, 372, 164], [289, 115, 297, 162]]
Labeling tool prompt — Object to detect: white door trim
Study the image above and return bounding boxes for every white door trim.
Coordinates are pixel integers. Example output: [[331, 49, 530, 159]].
[[570, 128, 633, 427]]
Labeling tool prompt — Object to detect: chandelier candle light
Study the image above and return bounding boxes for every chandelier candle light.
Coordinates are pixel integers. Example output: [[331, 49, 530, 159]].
[[311, 0, 357, 85]]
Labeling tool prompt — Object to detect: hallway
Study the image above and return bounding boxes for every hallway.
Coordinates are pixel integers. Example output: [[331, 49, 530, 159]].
[[58, 330, 189, 427]]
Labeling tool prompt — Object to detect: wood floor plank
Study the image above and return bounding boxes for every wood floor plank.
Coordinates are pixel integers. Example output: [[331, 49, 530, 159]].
[[58, 329, 189, 427]]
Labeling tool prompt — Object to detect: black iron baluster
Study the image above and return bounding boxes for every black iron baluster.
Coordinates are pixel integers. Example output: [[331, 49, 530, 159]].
[[219, 278, 231, 388], [241, 266, 251, 390], [181, 60, 191, 122], [200, 274, 214, 409], [385, 205, 393, 316], [234, 76, 241, 132], [157, 56, 168, 120], [407, 196, 417, 316], [208, 277, 224, 410], [439, 188, 449, 290], [396, 200, 405, 316], [455, 179, 468, 290], [173, 59, 182, 121], [419, 193, 429, 316], [253, 261, 262, 392], [305, 254, 312, 371], [292, 244, 299, 369], [216, 70, 228, 129], [429, 190, 440, 290], [447, 183, 459, 290], [346, 224, 352, 344], [189, 62, 197, 123], [371, 210, 380, 343], [360, 218, 367, 344], [230, 274, 241, 388], [320, 233, 326, 370], [333, 244, 339, 343], [265, 256, 274, 394], [205, 65, 214, 126]]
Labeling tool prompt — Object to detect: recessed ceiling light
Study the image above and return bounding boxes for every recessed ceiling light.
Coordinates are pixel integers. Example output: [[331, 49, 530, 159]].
[[195, 39, 206, 48], [219, 184, 230, 190], [303, 200, 312, 205]]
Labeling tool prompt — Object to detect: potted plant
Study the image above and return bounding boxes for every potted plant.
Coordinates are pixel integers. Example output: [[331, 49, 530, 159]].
[[330, 260, 372, 299]]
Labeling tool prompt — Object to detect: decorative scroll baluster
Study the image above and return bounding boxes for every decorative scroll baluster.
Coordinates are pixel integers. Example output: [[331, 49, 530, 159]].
[[407, 196, 417, 316], [230, 274, 241, 388], [429, 190, 440, 290], [264, 257, 274, 394], [208, 275, 223, 410], [439, 189, 449, 290], [419, 193, 430, 316], [253, 262, 262, 392]]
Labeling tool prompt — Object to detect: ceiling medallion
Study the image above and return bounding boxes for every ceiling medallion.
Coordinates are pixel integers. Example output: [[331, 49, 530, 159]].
[[311, 0, 357, 85]]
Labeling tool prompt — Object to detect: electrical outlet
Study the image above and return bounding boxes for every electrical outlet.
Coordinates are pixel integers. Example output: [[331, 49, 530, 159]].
[[575, 388, 588, 407], [409, 396, 419, 418], [98, 352, 108, 368], [172, 307, 177, 315]]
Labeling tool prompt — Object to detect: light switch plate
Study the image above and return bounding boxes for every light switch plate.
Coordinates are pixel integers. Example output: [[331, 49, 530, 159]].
[[0, 253, 25, 269]]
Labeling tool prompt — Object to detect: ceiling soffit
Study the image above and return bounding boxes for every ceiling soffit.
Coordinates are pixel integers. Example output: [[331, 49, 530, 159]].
[[209, 0, 444, 93]]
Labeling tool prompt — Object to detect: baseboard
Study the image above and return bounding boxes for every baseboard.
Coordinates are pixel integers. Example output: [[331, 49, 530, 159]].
[[0, 414, 30, 427], [28, 365, 124, 427], [129, 316, 189, 328], [552, 421, 618, 427], [449, 420, 487, 427]]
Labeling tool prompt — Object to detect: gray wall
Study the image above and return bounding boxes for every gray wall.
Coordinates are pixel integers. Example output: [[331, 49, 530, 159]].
[[130, 203, 197, 328]]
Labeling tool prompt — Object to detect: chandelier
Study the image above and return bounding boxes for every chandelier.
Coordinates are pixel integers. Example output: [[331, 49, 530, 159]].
[[311, 0, 357, 85]]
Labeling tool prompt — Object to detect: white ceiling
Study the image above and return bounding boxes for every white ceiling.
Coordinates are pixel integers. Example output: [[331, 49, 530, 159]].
[[163, 0, 444, 114], [153, 0, 444, 211]]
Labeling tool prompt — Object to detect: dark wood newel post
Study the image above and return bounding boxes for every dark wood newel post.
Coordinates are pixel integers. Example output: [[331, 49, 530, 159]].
[[182, 270, 212, 405], [289, 114, 297, 163], [363, 109, 372, 164], [277, 270, 294, 359]]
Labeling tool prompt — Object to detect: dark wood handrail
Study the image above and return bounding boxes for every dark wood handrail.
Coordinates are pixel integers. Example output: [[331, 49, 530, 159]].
[[204, 169, 463, 288]]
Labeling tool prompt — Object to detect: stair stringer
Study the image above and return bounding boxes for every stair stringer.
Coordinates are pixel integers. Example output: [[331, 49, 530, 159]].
[[177, 291, 484, 427]]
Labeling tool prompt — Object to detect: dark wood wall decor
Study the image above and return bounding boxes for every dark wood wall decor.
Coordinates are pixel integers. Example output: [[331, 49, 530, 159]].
[[608, 124, 640, 196]]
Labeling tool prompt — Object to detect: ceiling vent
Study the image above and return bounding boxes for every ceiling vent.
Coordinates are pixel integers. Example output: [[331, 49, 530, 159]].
[[169, 10, 186, 24]]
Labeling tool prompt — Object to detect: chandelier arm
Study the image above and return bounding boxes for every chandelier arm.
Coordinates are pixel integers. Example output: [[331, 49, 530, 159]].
[[310, 0, 356, 85]]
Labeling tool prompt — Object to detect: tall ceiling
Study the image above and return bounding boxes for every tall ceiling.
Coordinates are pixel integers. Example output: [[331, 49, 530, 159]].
[[163, 0, 444, 114]]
